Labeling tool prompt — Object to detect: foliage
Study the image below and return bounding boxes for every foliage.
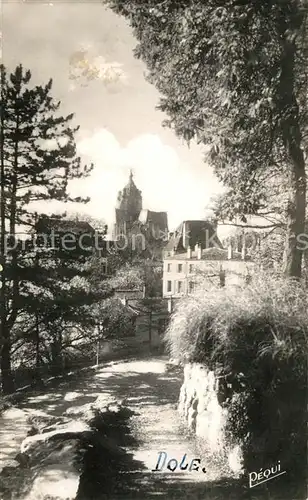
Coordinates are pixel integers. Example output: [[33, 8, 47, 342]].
[[164, 274, 307, 477], [9, 236, 112, 379], [108, 259, 163, 297], [248, 228, 285, 272], [107, 0, 308, 277], [69, 211, 108, 233], [108, 0, 308, 195], [0, 64, 95, 392], [97, 297, 136, 338], [108, 262, 144, 290]]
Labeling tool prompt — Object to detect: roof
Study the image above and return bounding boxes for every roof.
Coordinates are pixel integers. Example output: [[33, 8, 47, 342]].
[[116, 172, 142, 207], [164, 247, 252, 261], [35, 217, 95, 234], [138, 209, 168, 231], [165, 220, 222, 252], [124, 170, 139, 191]]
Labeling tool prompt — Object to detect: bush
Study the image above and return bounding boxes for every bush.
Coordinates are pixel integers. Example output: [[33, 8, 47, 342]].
[[164, 274, 307, 484]]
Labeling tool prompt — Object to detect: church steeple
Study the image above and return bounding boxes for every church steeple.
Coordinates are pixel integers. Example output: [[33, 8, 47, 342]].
[[129, 169, 133, 184], [115, 169, 142, 226]]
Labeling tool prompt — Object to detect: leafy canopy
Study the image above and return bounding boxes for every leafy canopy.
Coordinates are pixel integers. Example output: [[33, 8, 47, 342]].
[[107, 0, 307, 221]]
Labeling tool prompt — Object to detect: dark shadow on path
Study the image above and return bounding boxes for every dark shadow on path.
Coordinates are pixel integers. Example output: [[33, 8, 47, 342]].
[[2, 357, 306, 499]]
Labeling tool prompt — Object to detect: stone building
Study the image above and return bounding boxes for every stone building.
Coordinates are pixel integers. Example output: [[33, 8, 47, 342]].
[[162, 220, 254, 302], [115, 170, 143, 232], [112, 170, 168, 259]]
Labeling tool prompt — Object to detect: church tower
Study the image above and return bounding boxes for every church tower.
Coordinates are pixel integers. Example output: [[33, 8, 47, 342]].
[[114, 170, 142, 233]]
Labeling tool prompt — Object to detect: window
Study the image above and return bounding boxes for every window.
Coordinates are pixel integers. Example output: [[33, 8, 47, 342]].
[[189, 264, 194, 274], [177, 263, 183, 273], [189, 281, 195, 293], [167, 263, 172, 272], [177, 281, 183, 293], [167, 280, 172, 292]]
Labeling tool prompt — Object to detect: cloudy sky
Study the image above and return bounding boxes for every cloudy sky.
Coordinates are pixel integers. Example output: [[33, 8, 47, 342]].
[[3, 0, 223, 231]]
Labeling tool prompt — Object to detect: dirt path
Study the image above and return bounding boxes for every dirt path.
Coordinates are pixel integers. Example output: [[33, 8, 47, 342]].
[[0, 357, 247, 499]]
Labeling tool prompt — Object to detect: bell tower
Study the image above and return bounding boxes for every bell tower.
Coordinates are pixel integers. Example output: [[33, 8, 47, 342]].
[[115, 170, 142, 230]]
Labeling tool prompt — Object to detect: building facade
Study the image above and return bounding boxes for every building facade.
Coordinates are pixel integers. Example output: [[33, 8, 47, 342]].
[[162, 220, 254, 299], [163, 247, 254, 298]]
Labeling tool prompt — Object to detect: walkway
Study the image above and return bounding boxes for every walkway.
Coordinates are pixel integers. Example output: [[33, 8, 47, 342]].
[[0, 357, 253, 499]]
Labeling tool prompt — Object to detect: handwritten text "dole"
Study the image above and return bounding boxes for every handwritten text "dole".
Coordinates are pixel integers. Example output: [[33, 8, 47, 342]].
[[152, 452, 207, 473]]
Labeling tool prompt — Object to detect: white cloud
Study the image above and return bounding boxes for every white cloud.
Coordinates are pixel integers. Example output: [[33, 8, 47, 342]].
[[28, 129, 220, 230], [68, 50, 127, 88], [65, 129, 218, 229]]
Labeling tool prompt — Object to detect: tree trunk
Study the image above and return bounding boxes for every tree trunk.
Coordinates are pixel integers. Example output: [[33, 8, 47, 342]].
[[0, 67, 14, 394], [278, 14, 306, 278], [1, 330, 15, 394], [51, 331, 63, 376], [282, 150, 306, 278], [148, 310, 152, 345], [33, 312, 42, 385]]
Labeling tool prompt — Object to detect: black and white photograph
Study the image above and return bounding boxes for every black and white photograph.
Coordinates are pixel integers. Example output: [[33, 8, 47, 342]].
[[0, 1, 307, 499]]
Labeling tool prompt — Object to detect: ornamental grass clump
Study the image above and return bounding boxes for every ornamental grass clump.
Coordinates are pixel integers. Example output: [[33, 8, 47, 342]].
[[164, 274, 307, 484]]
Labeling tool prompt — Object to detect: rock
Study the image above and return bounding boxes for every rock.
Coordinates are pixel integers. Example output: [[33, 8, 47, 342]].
[[0, 459, 19, 474], [27, 413, 70, 435], [1, 465, 18, 476], [21, 440, 80, 500], [64, 403, 91, 418], [107, 402, 121, 413], [15, 452, 30, 468], [27, 426, 38, 437], [187, 406, 197, 431], [63, 395, 117, 421], [63, 391, 82, 402], [42, 425, 59, 433], [179, 362, 243, 467], [21, 420, 90, 454]]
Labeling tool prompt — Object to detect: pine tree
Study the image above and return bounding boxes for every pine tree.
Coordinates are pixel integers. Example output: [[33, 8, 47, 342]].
[[15, 228, 112, 381], [0, 65, 93, 393]]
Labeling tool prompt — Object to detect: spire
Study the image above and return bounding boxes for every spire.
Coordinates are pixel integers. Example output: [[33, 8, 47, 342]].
[[129, 169, 133, 184], [115, 167, 142, 219]]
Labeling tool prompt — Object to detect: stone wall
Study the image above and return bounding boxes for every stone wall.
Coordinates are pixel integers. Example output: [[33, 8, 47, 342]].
[[178, 363, 243, 474]]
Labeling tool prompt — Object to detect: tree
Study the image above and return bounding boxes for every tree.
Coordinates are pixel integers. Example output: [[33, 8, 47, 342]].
[[109, 262, 144, 290], [108, 259, 163, 297], [96, 297, 136, 339], [107, 0, 308, 278], [0, 65, 93, 393], [68, 211, 108, 234], [16, 233, 112, 380]]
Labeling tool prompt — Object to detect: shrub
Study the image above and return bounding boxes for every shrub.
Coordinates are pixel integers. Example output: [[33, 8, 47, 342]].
[[164, 273, 307, 483]]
